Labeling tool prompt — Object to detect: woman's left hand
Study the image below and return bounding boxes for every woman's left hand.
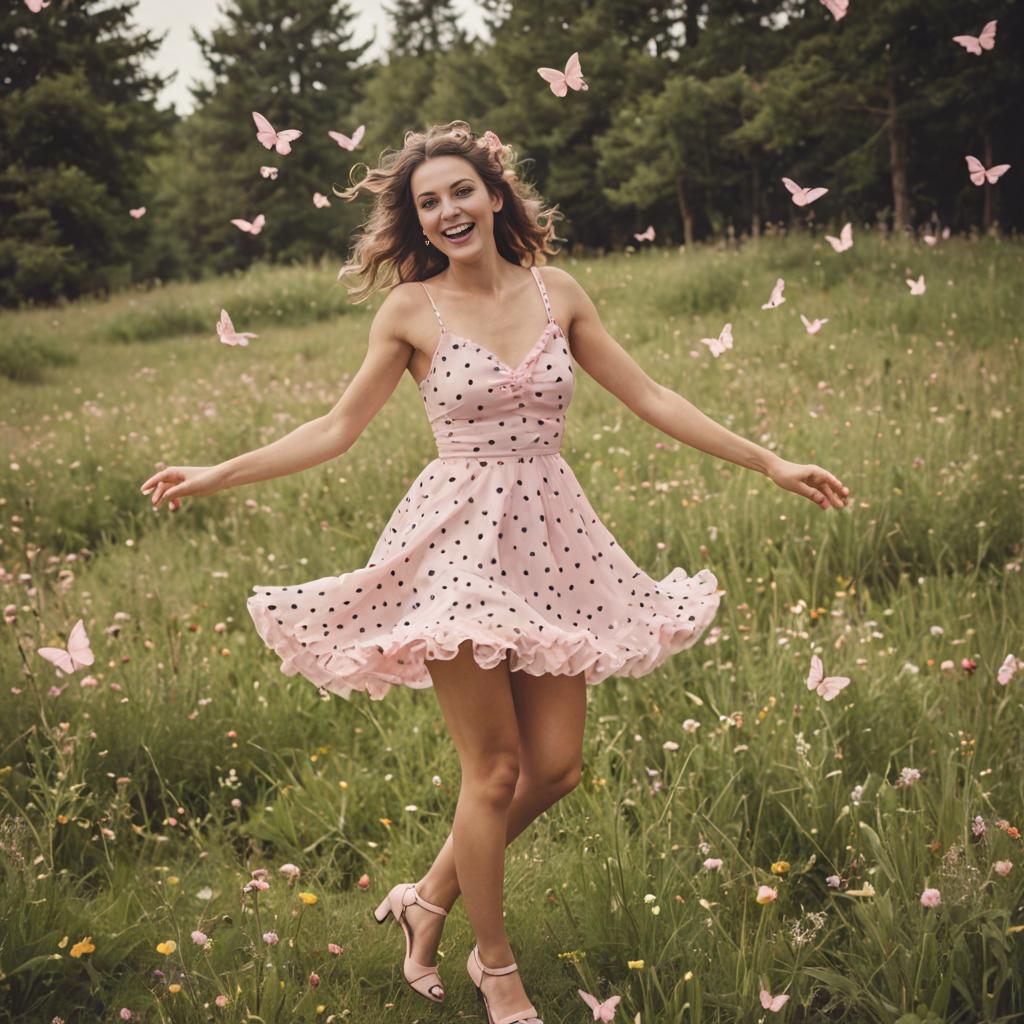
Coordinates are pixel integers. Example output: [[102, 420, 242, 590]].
[[767, 457, 850, 510]]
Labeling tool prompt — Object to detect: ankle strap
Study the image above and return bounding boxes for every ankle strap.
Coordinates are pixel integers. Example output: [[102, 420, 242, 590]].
[[403, 883, 448, 917], [473, 945, 518, 975]]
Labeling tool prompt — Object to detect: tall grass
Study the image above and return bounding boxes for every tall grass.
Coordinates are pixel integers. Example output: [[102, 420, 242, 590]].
[[0, 231, 1022, 1023]]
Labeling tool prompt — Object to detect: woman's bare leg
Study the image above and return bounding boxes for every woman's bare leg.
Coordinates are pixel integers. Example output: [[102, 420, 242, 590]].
[[405, 652, 586, 1016]]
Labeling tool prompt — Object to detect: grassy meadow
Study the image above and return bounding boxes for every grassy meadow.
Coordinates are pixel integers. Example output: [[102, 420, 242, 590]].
[[1, 231, 1023, 1023]]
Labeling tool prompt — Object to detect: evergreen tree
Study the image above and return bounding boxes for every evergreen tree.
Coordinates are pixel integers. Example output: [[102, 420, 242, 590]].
[[0, 0, 175, 305]]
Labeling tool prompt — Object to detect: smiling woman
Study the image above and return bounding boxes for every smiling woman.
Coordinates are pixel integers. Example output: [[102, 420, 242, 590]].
[[332, 121, 562, 302]]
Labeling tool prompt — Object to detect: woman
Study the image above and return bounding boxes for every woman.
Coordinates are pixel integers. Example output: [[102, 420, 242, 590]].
[[141, 121, 849, 1024]]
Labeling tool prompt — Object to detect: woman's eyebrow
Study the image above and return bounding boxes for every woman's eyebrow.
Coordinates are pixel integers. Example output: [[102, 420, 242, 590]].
[[416, 178, 472, 199]]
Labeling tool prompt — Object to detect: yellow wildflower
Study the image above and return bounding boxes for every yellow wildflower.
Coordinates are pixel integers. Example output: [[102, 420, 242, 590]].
[[69, 936, 95, 958], [771, 861, 790, 875], [627, 959, 645, 969], [156, 940, 177, 955], [298, 892, 318, 906], [168, 984, 181, 994]]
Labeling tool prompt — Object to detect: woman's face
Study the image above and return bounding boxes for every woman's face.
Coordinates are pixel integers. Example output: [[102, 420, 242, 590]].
[[411, 154, 502, 259]]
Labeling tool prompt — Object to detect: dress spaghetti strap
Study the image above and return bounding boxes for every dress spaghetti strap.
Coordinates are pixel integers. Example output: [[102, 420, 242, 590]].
[[419, 282, 446, 332], [529, 266, 555, 324]]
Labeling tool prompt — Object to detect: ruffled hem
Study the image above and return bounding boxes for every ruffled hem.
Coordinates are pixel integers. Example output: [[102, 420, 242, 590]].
[[246, 567, 723, 702]]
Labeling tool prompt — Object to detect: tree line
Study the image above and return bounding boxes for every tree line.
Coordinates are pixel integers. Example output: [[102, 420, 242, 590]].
[[1, 0, 1020, 307]]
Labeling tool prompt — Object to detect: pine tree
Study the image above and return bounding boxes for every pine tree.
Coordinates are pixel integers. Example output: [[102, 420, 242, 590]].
[[0, 0, 175, 304]]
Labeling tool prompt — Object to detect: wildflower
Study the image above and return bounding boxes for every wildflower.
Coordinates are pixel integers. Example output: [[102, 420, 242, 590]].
[[663, 740, 680, 751], [929, 625, 944, 636], [643, 893, 657, 904], [190, 930, 208, 946], [920, 887, 941, 908], [627, 959, 645, 969], [940, 660, 955, 672], [1007, 826, 1021, 840], [327, 943, 344, 955], [119, 1010, 133, 1021], [770, 861, 790, 875], [431, 774, 442, 786], [682, 719, 700, 734], [357, 873, 370, 889], [69, 936, 95, 958], [697, 841, 711, 855], [897, 767, 921, 787], [994, 860, 1013, 877], [997, 654, 1022, 685], [279, 863, 300, 881], [309, 972, 320, 988], [168, 984, 181, 994], [263, 932, 279, 945], [826, 875, 841, 888], [850, 784, 864, 806], [243, 878, 269, 894], [971, 816, 986, 837], [703, 858, 723, 871], [155, 940, 176, 955], [215, 995, 229, 1008], [251, 868, 269, 880], [298, 891, 318, 906], [756, 885, 778, 904], [961, 658, 977, 674]]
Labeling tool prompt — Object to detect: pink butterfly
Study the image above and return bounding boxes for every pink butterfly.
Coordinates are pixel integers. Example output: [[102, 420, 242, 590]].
[[231, 214, 266, 235], [129, 207, 146, 219], [537, 51, 588, 97], [819, 0, 847, 20], [578, 989, 621, 1022], [825, 222, 852, 252], [800, 314, 829, 335], [328, 125, 365, 151], [782, 177, 828, 206], [313, 192, 331, 208], [217, 309, 257, 347], [965, 155, 1010, 186], [998, 653, 1022, 685], [923, 233, 937, 246], [25, 0, 51, 11], [807, 655, 850, 701], [259, 166, 279, 180], [251, 111, 302, 155], [942, 226, 950, 239], [906, 274, 925, 295], [760, 990, 791, 1013], [700, 323, 733, 358], [761, 278, 786, 309], [634, 225, 655, 242], [38, 618, 94, 675], [953, 20, 997, 55]]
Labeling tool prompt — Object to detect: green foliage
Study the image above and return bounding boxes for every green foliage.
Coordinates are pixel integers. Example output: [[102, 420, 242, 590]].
[[0, 239, 1022, 1020]]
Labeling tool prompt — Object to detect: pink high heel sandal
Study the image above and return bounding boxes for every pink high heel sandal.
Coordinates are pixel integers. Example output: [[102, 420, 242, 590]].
[[466, 943, 543, 1024], [372, 882, 448, 1003]]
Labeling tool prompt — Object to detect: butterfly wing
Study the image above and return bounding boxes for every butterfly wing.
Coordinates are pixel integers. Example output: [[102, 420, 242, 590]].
[[38, 646, 74, 674], [760, 991, 773, 1010], [841, 222, 852, 247], [578, 989, 600, 1014], [273, 129, 302, 156], [985, 163, 1010, 184], [218, 309, 234, 338], [351, 124, 365, 147], [252, 111, 278, 150], [979, 20, 997, 49], [781, 177, 801, 197], [721, 323, 733, 348], [802, 187, 828, 205], [818, 676, 851, 701], [599, 995, 622, 1021], [965, 154, 986, 186], [952, 34, 982, 55], [770, 994, 791, 1012], [537, 67, 568, 97], [807, 655, 824, 691], [564, 51, 587, 91], [800, 314, 812, 331], [252, 214, 265, 233], [231, 218, 253, 232], [825, 234, 842, 252]]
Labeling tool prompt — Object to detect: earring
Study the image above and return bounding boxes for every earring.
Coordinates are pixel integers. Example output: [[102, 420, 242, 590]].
[[423, 234, 430, 246]]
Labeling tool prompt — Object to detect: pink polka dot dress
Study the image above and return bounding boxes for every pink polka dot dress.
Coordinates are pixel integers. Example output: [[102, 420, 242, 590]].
[[246, 267, 722, 700]]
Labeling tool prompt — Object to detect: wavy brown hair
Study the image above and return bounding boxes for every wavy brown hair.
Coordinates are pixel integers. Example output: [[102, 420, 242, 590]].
[[334, 120, 563, 303]]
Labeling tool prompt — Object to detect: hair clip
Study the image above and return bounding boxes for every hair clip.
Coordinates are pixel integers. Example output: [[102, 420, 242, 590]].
[[481, 130, 504, 156]]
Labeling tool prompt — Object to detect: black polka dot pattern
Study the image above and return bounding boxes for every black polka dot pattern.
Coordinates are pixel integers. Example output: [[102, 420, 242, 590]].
[[246, 268, 722, 701]]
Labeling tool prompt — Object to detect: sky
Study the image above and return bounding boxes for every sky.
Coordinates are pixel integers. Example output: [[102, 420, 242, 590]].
[[132, 0, 490, 116]]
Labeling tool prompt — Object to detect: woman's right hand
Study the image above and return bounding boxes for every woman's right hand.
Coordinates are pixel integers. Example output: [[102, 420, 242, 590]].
[[140, 466, 224, 511]]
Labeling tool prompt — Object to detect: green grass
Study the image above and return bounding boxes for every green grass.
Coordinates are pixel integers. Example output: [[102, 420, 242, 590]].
[[0, 232, 1022, 1023]]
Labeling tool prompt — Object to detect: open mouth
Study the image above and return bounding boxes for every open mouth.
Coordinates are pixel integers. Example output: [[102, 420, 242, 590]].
[[442, 223, 475, 242]]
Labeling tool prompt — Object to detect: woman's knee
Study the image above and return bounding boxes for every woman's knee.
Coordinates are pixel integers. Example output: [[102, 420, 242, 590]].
[[522, 759, 582, 797], [462, 754, 521, 808]]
